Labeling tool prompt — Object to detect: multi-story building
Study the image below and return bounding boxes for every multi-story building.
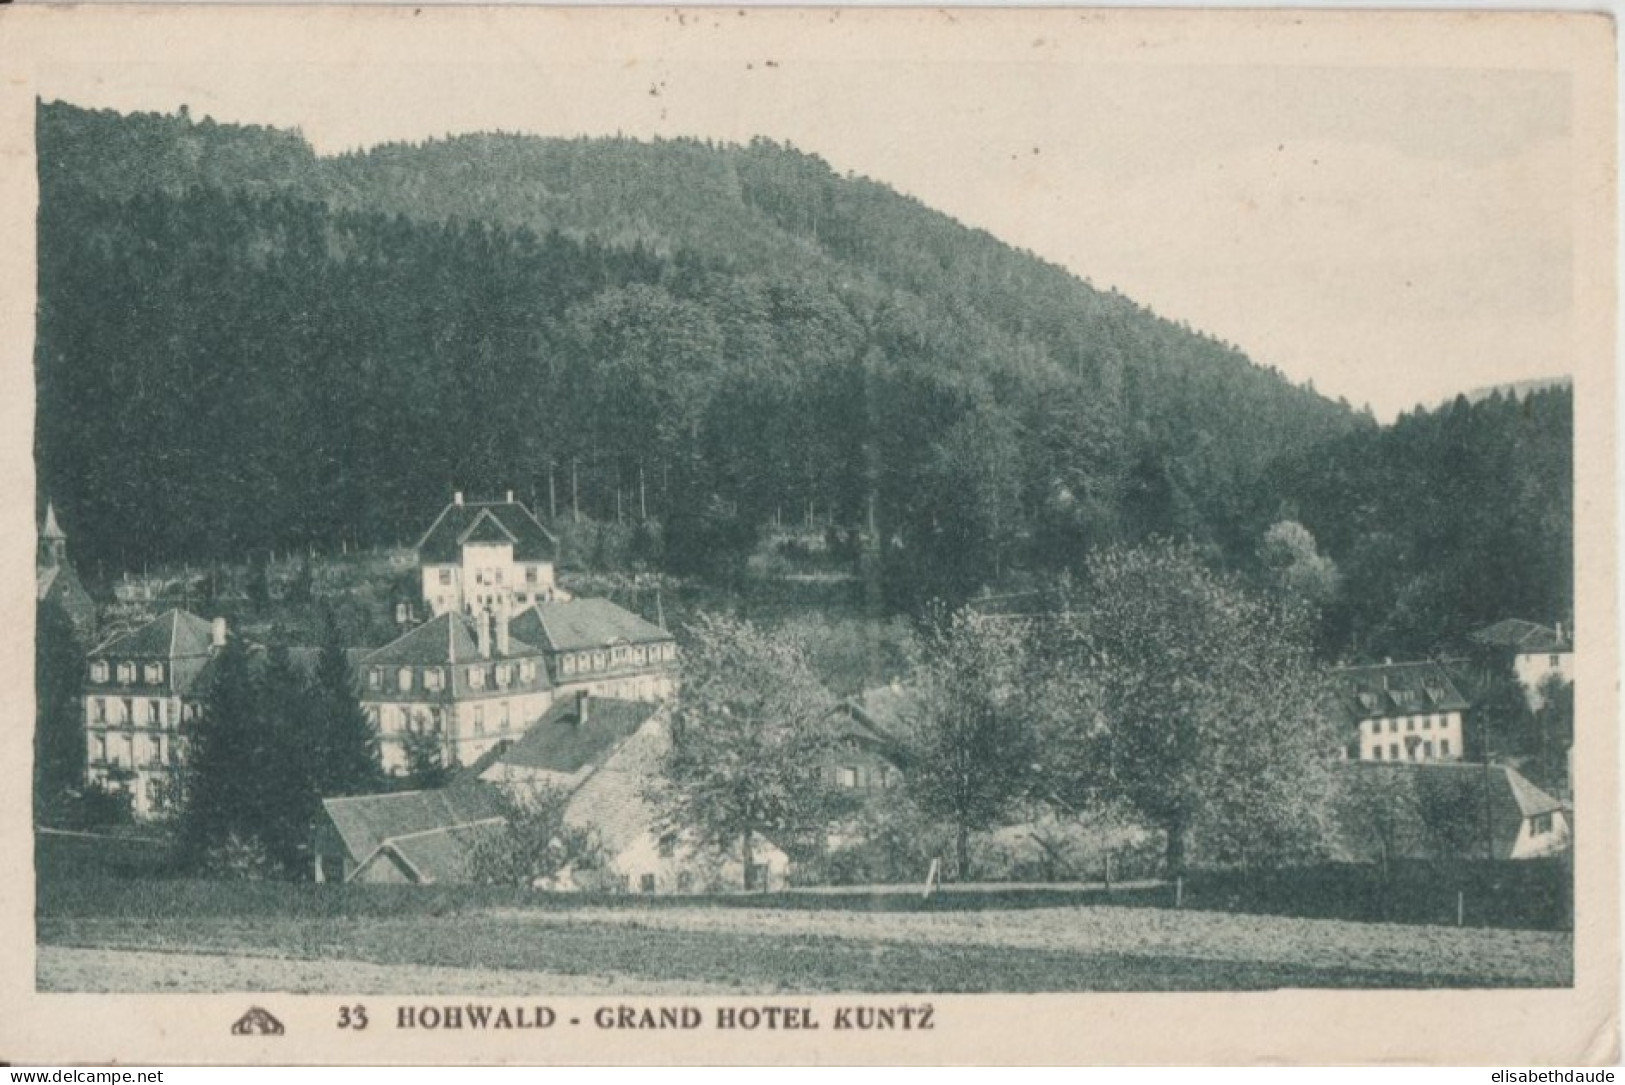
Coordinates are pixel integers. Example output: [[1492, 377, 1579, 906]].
[[1333, 660, 1470, 764], [358, 609, 553, 774], [416, 492, 562, 617], [1470, 619, 1574, 710], [82, 608, 224, 816], [509, 598, 679, 703]]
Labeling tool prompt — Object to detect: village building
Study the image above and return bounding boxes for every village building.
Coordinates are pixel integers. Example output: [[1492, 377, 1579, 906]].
[[825, 685, 911, 794], [1329, 761, 1571, 862], [509, 598, 679, 703], [1470, 619, 1574, 710], [82, 608, 224, 816], [358, 609, 552, 775], [37, 500, 97, 644], [312, 784, 509, 884], [1332, 660, 1470, 764], [416, 492, 563, 617], [474, 692, 660, 793]]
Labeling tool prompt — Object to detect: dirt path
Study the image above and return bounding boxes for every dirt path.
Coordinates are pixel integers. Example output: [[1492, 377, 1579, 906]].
[[37, 945, 740, 995]]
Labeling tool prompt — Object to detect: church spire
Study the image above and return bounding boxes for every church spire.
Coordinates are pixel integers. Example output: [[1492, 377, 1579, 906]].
[[39, 500, 67, 566]]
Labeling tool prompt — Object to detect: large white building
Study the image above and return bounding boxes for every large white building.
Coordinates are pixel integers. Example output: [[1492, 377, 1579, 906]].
[[1471, 619, 1574, 710], [1334, 661, 1470, 764], [416, 492, 562, 617]]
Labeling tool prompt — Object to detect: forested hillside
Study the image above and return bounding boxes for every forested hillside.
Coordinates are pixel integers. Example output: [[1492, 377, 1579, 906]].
[[34, 100, 1571, 650]]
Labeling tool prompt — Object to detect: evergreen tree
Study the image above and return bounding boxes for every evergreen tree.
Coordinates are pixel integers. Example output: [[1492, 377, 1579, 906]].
[[256, 644, 320, 873], [34, 599, 86, 824], [307, 614, 384, 796], [179, 635, 264, 865]]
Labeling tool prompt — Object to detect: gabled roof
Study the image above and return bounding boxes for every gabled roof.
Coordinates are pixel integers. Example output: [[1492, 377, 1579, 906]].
[[319, 783, 508, 865], [361, 612, 540, 667], [1471, 619, 1571, 654], [562, 715, 672, 857], [1332, 660, 1470, 722], [37, 565, 60, 600], [488, 696, 659, 778], [510, 598, 672, 653], [417, 499, 556, 564], [457, 509, 518, 548], [1329, 761, 1564, 861], [353, 819, 508, 884], [88, 608, 214, 661]]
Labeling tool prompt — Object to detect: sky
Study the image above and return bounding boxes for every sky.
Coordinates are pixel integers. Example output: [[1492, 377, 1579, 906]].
[[17, 8, 1592, 421]]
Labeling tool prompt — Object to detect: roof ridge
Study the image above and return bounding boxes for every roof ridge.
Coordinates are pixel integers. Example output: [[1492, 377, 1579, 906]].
[[380, 816, 506, 845]]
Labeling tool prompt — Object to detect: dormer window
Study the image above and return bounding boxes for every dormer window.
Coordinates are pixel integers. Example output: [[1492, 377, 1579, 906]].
[[439, 568, 453, 585], [424, 668, 443, 692], [496, 664, 511, 687], [368, 668, 382, 691], [144, 663, 164, 685], [561, 655, 576, 676], [612, 646, 629, 665], [469, 666, 485, 690], [632, 647, 647, 665], [591, 651, 607, 670], [397, 668, 414, 692], [90, 661, 109, 683], [520, 660, 535, 683], [116, 662, 135, 684]]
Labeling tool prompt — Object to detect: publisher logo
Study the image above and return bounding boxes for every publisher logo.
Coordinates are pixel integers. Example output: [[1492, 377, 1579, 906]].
[[230, 1007, 285, 1036]]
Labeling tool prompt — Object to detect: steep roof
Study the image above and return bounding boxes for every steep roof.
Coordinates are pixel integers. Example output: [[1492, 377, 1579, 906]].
[[417, 499, 557, 564], [510, 598, 672, 653], [1332, 660, 1470, 722], [36, 565, 60, 600], [319, 783, 508, 865], [361, 611, 540, 667], [40, 501, 65, 541], [489, 696, 659, 777], [1471, 619, 1571, 654], [562, 715, 672, 857], [356, 819, 508, 884], [1329, 761, 1563, 861], [88, 608, 214, 661]]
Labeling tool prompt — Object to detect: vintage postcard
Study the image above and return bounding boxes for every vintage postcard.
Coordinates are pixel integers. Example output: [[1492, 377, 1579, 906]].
[[0, 4, 1616, 1066]]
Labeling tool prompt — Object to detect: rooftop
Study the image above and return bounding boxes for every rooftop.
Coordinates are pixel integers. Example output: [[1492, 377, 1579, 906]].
[[487, 696, 660, 778], [361, 611, 541, 668], [1471, 619, 1571, 654], [88, 608, 215, 661], [1332, 660, 1470, 721], [320, 783, 508, 865], [509, 598, 672, 653], [417, 497, 556, 564]]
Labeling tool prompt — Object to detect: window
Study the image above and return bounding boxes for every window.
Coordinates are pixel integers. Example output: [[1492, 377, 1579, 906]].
[[474, 706, 485, 734], [148, 700, 162, 727], [520, 661, 535, 683], [633, 647, 647, 666], [424, 668, 443, 692], [439, 568, 452, 585], [612, 646, 629, 665], [1388, 719, 1397, 733], [1372, 746, 1383, 761], [121, 698, 134, 725], [117, 662, 135, 684], [90, 661, 108, 683], [469, 667, 485, 690], [1441, 739, 1451, 756], [1532, 813, 1554, 835], [1550, 654, 1561, 668], [93, 734, 107, 763], [496, 664, 511, 688], [1423, 715, 1432, 730], [144, 663, 164, 684], [1421, 740, 1432, 759], [94, 698, 107, 724], [639, 873, 657, 894], [562, 655, 577, 676], [526, 565, 538, 584], [592, 651, 607, 670], [369, 668, 382, 691], [837, 766, 859, 789], [1389, 743, 1399, 760], [398, 668, 413, 692]]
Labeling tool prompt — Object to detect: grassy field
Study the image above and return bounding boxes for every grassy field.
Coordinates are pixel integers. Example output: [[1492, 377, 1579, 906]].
[[37, 876, 1571, 993]]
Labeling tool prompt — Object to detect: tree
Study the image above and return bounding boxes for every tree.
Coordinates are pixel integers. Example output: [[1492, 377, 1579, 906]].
[[1333, 766, 1425, 880], [1460, 656, 1533, 762], [652, 614, 837, 890], [465, 785, 603, 888], [1066, 541, 1339, 873], [1531, 675, 1573, 794], [902, 606, 1038, 879], [306, 614, 384, 796], [401, 728, 450, 790], [34, 600, 86, 824], [1259, 520, 1340, 608], [179, 635, 266, 865], [255, 644, 321, 873]]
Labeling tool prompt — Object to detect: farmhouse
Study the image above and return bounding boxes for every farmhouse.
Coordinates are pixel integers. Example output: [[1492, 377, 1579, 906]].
[[1332, 661, 1469, 764], [1330, 760, 1570, 861], [312, 784, 509, 884], [1470, 619, 1574, 710], [417, 491, 562, 617], [824, 685, 911, 794]]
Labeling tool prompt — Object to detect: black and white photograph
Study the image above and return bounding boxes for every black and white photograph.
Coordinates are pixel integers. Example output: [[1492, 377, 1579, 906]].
[[1, 5, 1615, 1066]]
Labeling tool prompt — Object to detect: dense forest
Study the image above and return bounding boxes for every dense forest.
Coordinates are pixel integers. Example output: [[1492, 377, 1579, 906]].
[[34, 101, 1571, 658]]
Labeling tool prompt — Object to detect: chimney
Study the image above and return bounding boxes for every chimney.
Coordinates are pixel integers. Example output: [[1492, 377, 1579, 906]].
[[453, 491, 464, 506], [505, 489, 515, 504], [1555, 621, 1565, 645], [477, 610, 492, 659], [495, 603, 510, 657], [576, 689, 590, 726], [210, 617, 228, 651]]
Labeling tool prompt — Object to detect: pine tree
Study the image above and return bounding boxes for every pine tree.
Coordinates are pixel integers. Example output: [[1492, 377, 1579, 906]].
[[257, 644, 320, 873], [179, 635, 263, 865], [34, 599, 86, 824], [307, 614, 383, 797]]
